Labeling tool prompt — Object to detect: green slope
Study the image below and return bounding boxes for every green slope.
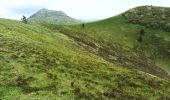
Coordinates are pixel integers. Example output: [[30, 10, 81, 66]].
[[0, 18, 170, 99], [48, 15, 170, 78], [51, 6, 170, 74]]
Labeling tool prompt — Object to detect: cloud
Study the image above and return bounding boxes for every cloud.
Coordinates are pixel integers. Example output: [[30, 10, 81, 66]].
[[0, 0, 170, 20], [0, 0, 47, 19]]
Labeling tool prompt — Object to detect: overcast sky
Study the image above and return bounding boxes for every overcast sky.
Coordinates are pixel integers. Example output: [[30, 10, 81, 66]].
[[0, 0, 170, 20]]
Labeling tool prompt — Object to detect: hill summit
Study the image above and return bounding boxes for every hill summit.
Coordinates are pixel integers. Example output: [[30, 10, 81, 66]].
[[28, 8, 81, 24], [123, 5, 170, 31]]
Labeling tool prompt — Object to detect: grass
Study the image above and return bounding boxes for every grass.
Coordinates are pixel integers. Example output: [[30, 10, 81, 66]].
[[156, 59, 170, 73], [0, 11, 170, 99]]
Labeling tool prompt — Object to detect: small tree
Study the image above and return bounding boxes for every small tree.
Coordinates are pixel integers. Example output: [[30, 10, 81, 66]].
[[82, 23, 85, 28], [137, 35, 143, 42], [164, 23, 170, 32], [137, 28, 145, 42], [140, 28, 145, 35], [21, 16, 27, 24]]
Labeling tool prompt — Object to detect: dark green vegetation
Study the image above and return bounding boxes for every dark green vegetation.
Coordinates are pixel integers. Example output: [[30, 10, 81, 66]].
[[123, 6, 170, 32], [0, 6, 170, 99], [28, 8, 81, 24]]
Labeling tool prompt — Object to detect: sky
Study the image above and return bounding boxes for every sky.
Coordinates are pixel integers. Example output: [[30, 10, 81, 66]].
[[0, 0, 170, 20]]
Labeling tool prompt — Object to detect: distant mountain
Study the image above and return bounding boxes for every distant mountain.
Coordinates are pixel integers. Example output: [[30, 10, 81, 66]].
[[28, 8, 81, 24]]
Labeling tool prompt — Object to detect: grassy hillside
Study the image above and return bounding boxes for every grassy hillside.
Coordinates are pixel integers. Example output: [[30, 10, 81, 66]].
[[0, 17, 170, 99], [28, 8, 81, 25], [50, 7, 170, 74], [47, 15, 170, 77]]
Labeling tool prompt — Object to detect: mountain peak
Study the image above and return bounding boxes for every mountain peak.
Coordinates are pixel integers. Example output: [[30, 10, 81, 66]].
[[39, 8, 48, 11], [39, 8, 64, 13], [28, 8, 81, 24]]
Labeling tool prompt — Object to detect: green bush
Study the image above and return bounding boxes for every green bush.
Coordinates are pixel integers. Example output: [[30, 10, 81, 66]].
[[164, 23, 170, 31]]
